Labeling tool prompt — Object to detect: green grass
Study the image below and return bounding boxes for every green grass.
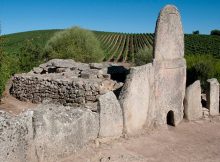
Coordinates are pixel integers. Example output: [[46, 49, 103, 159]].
[[2, 29, 61, 55], [3, 29, 220, 62]]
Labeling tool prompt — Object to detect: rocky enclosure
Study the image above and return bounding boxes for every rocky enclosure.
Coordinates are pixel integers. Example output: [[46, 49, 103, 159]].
[[10, 59, 128, 110], [0, 4, 220, 162]]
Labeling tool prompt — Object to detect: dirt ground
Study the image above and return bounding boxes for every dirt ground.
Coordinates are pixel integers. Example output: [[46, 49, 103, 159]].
[[0, 94, 37, 115], [0, 81, 38, 115], [62, 117, 220, 162]]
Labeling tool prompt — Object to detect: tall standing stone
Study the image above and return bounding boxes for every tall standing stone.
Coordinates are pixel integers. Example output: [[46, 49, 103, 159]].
[[207, 78, 219, 116], [119, 64, 154, 135], [153, 5, 186, 126], [184, 80, 203, 120]]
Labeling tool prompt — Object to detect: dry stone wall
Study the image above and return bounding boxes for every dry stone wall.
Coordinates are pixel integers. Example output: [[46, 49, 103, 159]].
[[10, 59, 127, 109]]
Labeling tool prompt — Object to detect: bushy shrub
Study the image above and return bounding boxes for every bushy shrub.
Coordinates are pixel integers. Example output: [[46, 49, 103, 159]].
[[0, 36, 17, 97], [44, 27, 104, 63], [192, 30, 199, 35], [210, 29, 220, 36], [186, 54, 220, 90], [18, 40, 43, 72], [134, 47, 153, 66]]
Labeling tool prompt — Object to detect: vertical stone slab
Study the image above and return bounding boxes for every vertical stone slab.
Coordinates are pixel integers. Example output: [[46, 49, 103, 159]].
[[119, 64, 154, 135], [98, 91, 123, 138], [154, 5, 184, 60], [184, 80, 203, 120], [153, 5, 186, 126], [207, 78, 219, 116]]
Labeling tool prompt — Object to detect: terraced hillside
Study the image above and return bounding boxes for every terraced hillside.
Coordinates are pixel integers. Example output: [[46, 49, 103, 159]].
[[95, 31, 154, 62], [3, 30, 220, 62]]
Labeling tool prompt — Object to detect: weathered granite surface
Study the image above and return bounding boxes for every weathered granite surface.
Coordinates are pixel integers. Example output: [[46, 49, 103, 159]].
[[184, 80, 203, 120], [98, 91, 123, 138], [118, 5, 186, 135], [207, 78, 219, 116], [119, 64, 154, 134], [0, 104, 99, 162], [153, 5, 186, 126], [0, 111, 34, 162], [154, 5, 184, 60], [33, 104, 99, 162]]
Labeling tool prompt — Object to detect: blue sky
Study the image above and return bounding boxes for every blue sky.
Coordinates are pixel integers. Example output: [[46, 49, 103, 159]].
[[0, 0, 220, 34]]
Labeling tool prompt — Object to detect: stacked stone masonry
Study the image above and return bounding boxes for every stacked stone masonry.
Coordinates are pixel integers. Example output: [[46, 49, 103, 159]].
[[10, 59, 127, 108]]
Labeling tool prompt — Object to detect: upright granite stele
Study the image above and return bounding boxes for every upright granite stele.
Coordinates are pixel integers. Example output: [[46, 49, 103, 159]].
[[207, 78, 220, 116], [119, 5, 186, 135]]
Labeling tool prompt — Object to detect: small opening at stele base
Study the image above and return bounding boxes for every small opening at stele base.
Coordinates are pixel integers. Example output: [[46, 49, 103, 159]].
[[167, 110, 175, 126]]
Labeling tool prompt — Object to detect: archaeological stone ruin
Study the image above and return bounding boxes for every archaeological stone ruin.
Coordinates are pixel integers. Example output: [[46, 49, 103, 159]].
[[0, 5, 219, 162]]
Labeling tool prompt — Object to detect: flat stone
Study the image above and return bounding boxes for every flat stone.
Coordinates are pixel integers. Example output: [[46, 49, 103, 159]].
[[98, 92, 123, 138], [33, 104, 99, 162], [89, 63, 104, 69], [50, 59, 76, 68], [33, 67, 43, 74]]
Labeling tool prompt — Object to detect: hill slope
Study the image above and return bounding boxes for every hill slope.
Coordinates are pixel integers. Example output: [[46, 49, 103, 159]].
[[3, 30, 220, 62]]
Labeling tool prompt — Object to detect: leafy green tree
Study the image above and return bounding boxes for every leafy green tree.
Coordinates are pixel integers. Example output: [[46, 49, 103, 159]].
[[18, 40, 43, 72], [0, 35, 13, 97], [192, 30, 200, 35], [44, 27, 104, 63], [210, 29, 220, 36], [186, 54, 219, 90], [134, 47, 153, 66]]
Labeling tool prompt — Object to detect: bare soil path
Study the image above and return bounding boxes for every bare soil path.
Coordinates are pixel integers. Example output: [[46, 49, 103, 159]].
[[62, 117, 220, 162], [0, 95, 37, 115]]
